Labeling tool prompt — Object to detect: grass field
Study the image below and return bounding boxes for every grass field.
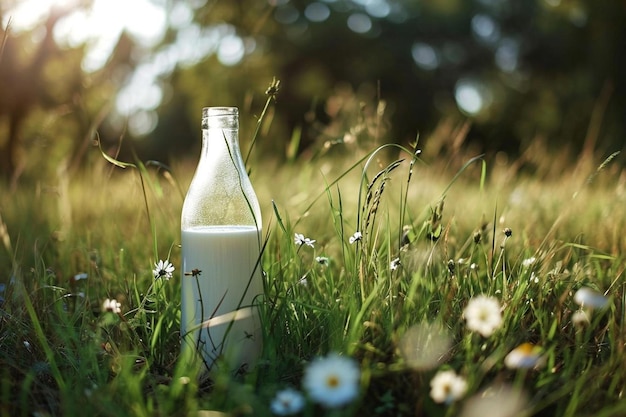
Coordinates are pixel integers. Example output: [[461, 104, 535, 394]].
[[0, 119, 625, 416]]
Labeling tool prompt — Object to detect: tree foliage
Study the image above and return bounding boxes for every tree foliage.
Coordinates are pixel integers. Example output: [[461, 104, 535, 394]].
[[1, 0, 625, 180], [152, 0, 626, 163]]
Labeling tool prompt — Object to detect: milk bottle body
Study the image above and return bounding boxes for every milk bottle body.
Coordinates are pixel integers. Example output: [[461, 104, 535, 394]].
[[180, 107, 262, 373]]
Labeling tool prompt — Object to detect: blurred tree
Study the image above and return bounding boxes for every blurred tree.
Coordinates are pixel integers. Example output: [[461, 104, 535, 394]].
[[144, 0, 625, 164], [0, 9, 75, 180], [2, 0, 625, 178], [0, 3, 139, 183]]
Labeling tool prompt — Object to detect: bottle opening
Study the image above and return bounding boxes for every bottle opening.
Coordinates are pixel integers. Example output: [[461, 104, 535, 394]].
[[203, 107, 238, 118], [202, 107, 239, 129]]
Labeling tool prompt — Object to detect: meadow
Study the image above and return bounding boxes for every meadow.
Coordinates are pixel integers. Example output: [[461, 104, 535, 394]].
[[0, 111, 625, 417]]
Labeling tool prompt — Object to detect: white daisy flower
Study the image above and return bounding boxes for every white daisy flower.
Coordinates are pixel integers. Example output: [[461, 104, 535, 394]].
[[316, 256, 330, 266], [504, 343, 545, 369], [303, 353, 360, 408], [294, 233, 316, 248], [153, 259, 175, 280], [270, 388, 306, 415], [573, 287, 609, 309], [390, 257, 401, 271], [572, 309, 591, 327], [349, 231, 363, 244], [464, 295, 502, 337], [430, 369, 468, 404], [102, 298, 121, 314]]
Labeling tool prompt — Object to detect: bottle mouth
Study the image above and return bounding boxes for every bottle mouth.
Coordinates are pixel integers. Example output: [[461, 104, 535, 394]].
[[203, 107, 238, 118], [202, 107, 238, 129]]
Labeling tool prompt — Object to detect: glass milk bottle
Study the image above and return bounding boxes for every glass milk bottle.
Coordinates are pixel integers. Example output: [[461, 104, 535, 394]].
[[181, 107, 263, 374]]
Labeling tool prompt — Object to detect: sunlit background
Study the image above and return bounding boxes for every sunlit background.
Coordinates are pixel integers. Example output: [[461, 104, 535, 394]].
[[1, 0, 624, 179]]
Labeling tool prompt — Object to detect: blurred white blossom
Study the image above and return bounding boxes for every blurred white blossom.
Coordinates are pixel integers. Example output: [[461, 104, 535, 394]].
[[464, 295, 502, 337], [504, 343, 545, 369], [430, 369, 467, 404], [270, 388, 305, 415], [573, 287, 609, 309], [349, 231, 363, 244], [303, 353, 360, 408], [399, 322, 452, 371], [521, 257, 536, 268], [102, 298, 122, 314], [572, 309, 591, 327], [460, 384, 528, 417], [316, 256, 330, 266]]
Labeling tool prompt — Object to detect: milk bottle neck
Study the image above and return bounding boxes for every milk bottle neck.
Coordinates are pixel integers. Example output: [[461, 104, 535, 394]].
[[201, 107, 242, 161]]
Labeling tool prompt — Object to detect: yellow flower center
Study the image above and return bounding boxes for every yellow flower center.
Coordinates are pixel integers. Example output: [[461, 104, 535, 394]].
[[326, 375, 340, 388], [518, 342, 535, 354]]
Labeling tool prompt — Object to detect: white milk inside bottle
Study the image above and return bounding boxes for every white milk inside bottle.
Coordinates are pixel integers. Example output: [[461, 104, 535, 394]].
[[181, 225, 262, 373]]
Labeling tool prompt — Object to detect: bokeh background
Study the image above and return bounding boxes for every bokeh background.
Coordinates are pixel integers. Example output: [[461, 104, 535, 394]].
[[1, 0, 625, 181]]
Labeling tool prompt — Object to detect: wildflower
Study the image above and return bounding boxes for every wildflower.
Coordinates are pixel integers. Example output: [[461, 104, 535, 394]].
[[504, 343, 545, 369], [316, 256, 330, 266], [184, 268, 202, 277], [349, 231, 362, 244], [503, 228, 512, 237], [460, 385, 528, 417], [270, 388, 306, 416], [529, 272, 539, 284], [398, 322, 452, 371], [390, 257, 401, 271], [265, 77, 281, 97], [521, 257, 536, 268], [102, 298, 121, 314], [294, 233, 316, 248], [447, 259, 455, 274], [430, 369, 468, 404], [401, 224, 416, 246], [303, 353, 360, 408], [573, 287, 609, 309], [464, 295, 502, 337], [153, 259, 175, 280], [72, 272, 88, 282], [298, 274, 308, 286], [572, 310, 591, 327]]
